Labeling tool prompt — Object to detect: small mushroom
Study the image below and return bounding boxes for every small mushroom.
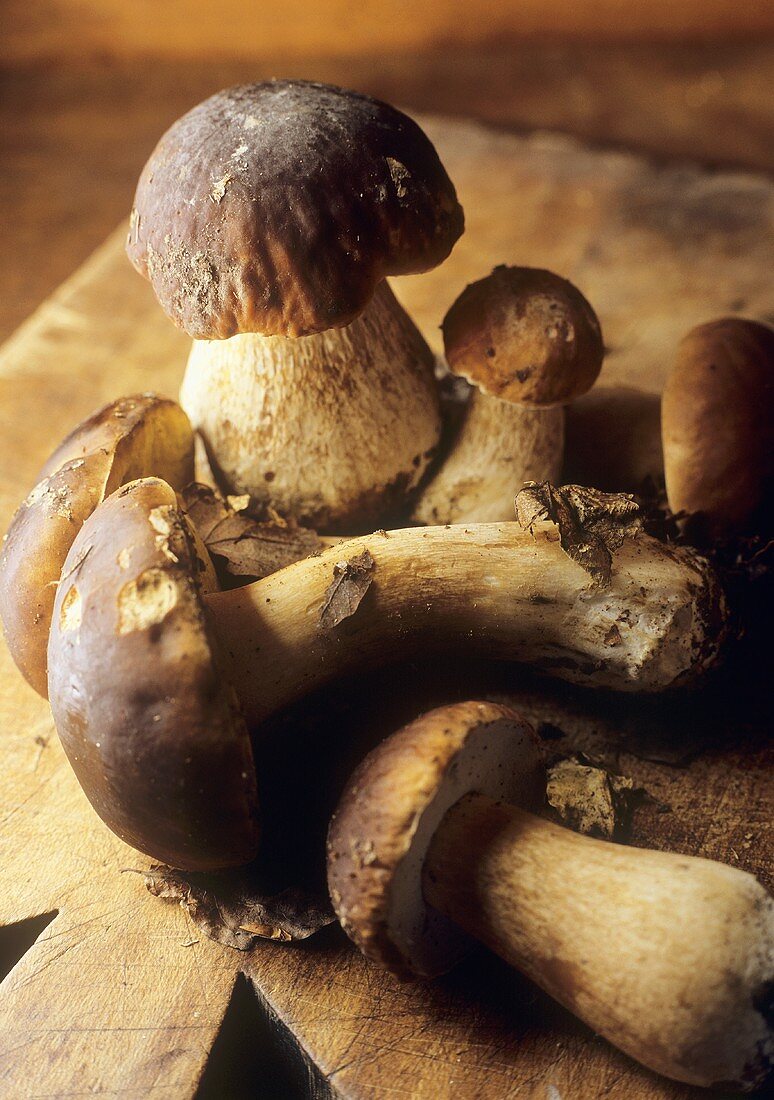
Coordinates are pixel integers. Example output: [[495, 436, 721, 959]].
[[0, 394, 194, 696], [413, 267, 603, 524], [127, 80, 465, 530], [45, 478, 727, 869], [327, 701, 773, 1091], [662, 317, 774, 540]]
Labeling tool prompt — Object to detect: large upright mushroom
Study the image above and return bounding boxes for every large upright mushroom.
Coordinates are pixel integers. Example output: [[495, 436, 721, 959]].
[[127, 80, 464, 530]]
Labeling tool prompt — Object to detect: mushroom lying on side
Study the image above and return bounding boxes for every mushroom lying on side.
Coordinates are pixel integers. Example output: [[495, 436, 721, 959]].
[[327, 701, 773, 1092], [46, 476, 726, 869], [0, 394, 194, 696], [413, 267, 603, 524], [127, 80, 464, 530], [662, 317, 774, 540]]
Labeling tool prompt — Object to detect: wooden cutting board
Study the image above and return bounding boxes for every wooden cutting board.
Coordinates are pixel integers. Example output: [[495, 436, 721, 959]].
[[0, 116, 772, 1100]]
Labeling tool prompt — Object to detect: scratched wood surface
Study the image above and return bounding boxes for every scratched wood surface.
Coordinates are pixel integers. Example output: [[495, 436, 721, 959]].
[[0, 116, 772, 1099]]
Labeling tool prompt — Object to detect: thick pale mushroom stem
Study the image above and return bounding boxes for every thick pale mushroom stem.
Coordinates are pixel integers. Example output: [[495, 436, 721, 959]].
[[44, 488, 725, 871], [181, 281, 441, 531], [412, 392, 564, 524], [424, 792, 773, 1090], [208, 521, 725, 727]]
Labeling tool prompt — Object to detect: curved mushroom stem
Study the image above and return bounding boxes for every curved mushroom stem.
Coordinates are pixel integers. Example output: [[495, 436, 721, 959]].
[[180, 281, 441, 531], [206, 521, 726, 728], [423, 792, 773, 1090], [412, 391, 564, 524]]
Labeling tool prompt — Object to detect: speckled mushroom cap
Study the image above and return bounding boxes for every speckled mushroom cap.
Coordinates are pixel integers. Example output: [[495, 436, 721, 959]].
[[47, 477, 260, 871], [327, 701, 544, 979], [442, 266, 604, 406], [0, 394, 194, 698], [126, 80, 464, 339]]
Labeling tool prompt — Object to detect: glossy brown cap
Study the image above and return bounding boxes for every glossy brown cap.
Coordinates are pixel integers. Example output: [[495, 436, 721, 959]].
[[442, 266, 604, 406], [0, 394, 194, 697], [47, 477, 260, 871], [127, 80, 464, 339], [327, 701, 543, 979], [662, 317, 774, 540]]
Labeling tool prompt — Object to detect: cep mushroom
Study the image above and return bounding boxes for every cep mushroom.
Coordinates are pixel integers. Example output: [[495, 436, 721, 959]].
[[126, 80, 464, 530], [327, 701, 773, 1091], [413, 266, 603, 524], [662, 318, 774, 540], [46, 476, 727, 869], [0, 394, 194, 696]]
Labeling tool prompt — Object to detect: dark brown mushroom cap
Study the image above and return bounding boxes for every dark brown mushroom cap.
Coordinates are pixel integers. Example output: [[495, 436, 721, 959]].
[[0, 394, 194, 697], [442, 266, 604, 406], [327, 701, 544, 979], [126, 80, 464, 339], [662, 317, 774, 540], [47, 477, 259, 871]]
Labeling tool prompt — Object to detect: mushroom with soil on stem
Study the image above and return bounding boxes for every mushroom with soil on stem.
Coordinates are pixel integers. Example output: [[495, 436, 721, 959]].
[[45, 476, 727, 870], [327, 700, 774, 1092], [0, 394, 194, 697], [662, 317, 774, 541], [126, 80, 464, 531], [413, 266, 603, 525]]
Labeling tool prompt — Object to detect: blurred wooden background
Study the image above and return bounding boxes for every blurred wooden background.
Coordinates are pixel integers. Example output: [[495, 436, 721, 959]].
[[1, 1, 772, 340], [5, 0, 774, 57]]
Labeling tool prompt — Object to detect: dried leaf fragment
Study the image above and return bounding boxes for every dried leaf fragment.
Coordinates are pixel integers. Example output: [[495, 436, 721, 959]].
[[319, 549, 376, 631], [182, 482, 322, 581], [516, 481, 643, 586], [140, 864, 334, 950], [546, 754, 643, 840], [180, 481, 227, 541]]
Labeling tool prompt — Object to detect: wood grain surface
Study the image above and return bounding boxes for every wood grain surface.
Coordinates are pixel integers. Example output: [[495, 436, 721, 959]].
[[0, 115, 771, 1099]]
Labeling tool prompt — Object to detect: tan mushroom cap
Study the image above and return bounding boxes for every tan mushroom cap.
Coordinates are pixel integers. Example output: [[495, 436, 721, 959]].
[[47, 476, 259, 870], [662, 317, 774, 539], [0, 395, 194, 697], [442, 266, 604, 407], [327, 701, 544, 979]]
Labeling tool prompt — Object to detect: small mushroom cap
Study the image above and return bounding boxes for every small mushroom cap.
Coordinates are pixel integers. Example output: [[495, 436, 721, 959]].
[[442, 266, 604, 407], [127, 80, 464, 339], [662, 317, 774, 540], [0, 394, 194, 697], [47, 477, 260, 871], [327, 701, 544, 979]]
